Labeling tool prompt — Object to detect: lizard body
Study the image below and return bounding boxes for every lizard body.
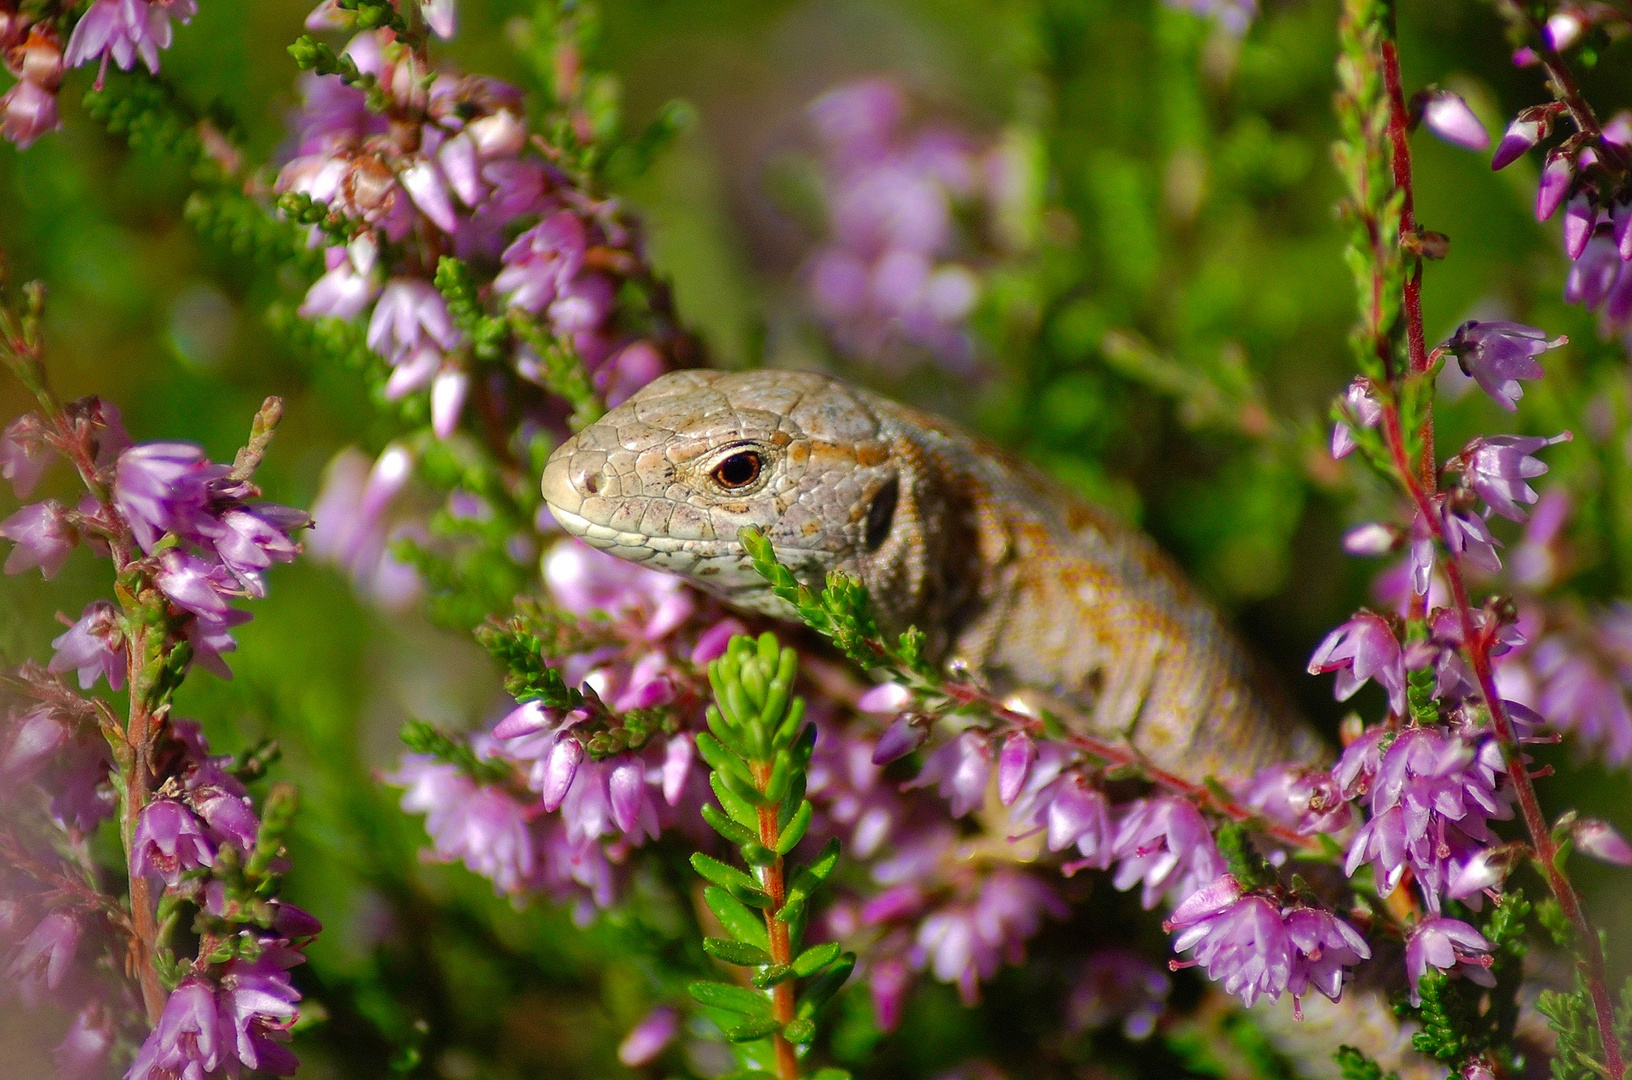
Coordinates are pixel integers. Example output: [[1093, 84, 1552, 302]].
[[540, 368, 1321, 783]]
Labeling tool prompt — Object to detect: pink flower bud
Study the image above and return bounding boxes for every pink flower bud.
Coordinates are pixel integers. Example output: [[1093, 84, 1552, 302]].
[[1574, 819, 1632, 865], [608, 755, 645, 834], [997, 731, 1036, 806], [871, 715, 927, 765], [1422, 92, 1488, 151], [1491, 116, 1542, 171], [540, 737, 583, 812], [1536, 154, 1573, 221], [1563, 194, 1599, 260]]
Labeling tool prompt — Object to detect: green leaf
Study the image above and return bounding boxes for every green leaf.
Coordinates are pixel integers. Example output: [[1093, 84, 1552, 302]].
[[687, 980, 772, 1016], [782, 1017, 816, 1045], [702, 804, 758, 848], [793, 941, 842, 978], [751, 963, 794, 988], [721, 1016, 783, 1043], [775, 799, 813, 854], [691, 854, 770, 906], [704, 886, 770, 952], [795, 952, 855, 1019], [810, 1070, 853, 1080], [703, 938, 772, 966], [697, 731, 757, 790], [710, 772, 759, 829]]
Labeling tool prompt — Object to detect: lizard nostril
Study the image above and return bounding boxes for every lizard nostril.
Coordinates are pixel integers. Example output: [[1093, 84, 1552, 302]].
[[572, 461, 606, 496]]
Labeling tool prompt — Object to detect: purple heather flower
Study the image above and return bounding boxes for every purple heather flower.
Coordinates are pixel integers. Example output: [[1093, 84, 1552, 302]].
[[1283, 905, 1372, 1006], [1308, 611, 1407, 716], [132, 799, 215, 886], [1573, 819, 1632, 865], [908, 730, 993, 818], [55, 1002, 114, 1080], [2, 706, 69, 780], [1545, 8, 1586, 50], [496, 211, 589, 314], [617, 1006, 679, 1067], [154, 549, 237, 618], [1491, 116, 1542, 171], [541, 735, 586, 812], [299, 258, 379, 321], [0, 415, 50, 497], [544, 538, 694, 640], [1460, 433, 1570, 521], [859, 681, 913, 714], [127, 978, 229, 1080], [307, 445, 420, 608], [0, 78, 60, 148], [392, 757, 538, 894], [1165, 876, 1291, 1008], [1566, 235, 1620, 309], [1240, 764, 1354, 836], [1422, 92, 1489, 151], [997, 731, 1035, 806], [912, 869, 1066, 1004], [218, 950, 303, 1076], [1344, 727, 1512, 904], [1330, 379, 1383, 459], [1343, 522, 1397, 557], [214, 504, 308, 590], [1444, 320, 1565, 412], [1535, 154, 1574, 221], [1532, 638, 1632, 767], [367, 278, 461, 366], [1563, 195, 1600, 260], [1615, 202, 1632, 261], [0, 499, 74, 577], [112, 441, 227, 552], [868, 955, 912, 1033], [399, 155, 458, 233], [7, 910, 80, 1008], [1436, 498, 1503, 574], [1111, 796, 1225, 909], [1041, 774, 1116, 869], [65, 0, 197, 76], [690, 617, 748, 665], [872, 714, 928, 765], [1404, 917, 1494, 1005], [1066, 950, 1171, 1040]]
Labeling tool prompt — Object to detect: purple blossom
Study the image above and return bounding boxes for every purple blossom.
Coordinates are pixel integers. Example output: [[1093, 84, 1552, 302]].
[[213, 505, 309, 590], [496, 211, 589, 314], [1535, 154, 1573, 221], [0, 500, 75, 577], [1491, 116, 1542, 171], [218, 950, 303, 1076], [367, 279, 462, 368], [1066, 950, 1171, 1040], [299, 256, 379, 321], [543, 538, 693, 640], [1038, 773, 1116, 869], [64, 0, 197, 75], [131, 798, 215, 886], [1565, 235, 1619, 309], [871, 713, 928, 765], [1111, 796, 1225, 909], [0, 415, 50, 497], [1573, 819, 1632, 865], [1343, 727, 1512, 905], [617, 1006, 679, 1067], [307, 445, 421, 609], [1444, 320, 1566, 411], [1460, 433, 1570, 521], [1563, 194, 1599, 260], [911, 870, 1066, 1004], [154, 549, 237, 618], [1165, 876, 1290, 1008], [0, 77, 60, 149], [55, 1002, 114, 1080], [391, 757, 538, 894], [1532, 636, 1632, 767], [1308, 611, 1407, 716], [1330, 379, 1384, 459], [6, 910, 80, 1008], [1240, 764, 1354, 836], [907, 730, 992, 818], [112, 442, 227, 552], [1435, 498, 1503, 574], [997, 731, 1036, 806], [2, 706, 68, 780], [868, 955, 912, 1033], [1404, 917, 1494, 1005], [1421, 92, 1488, 151], [127, 979, 226, 1080]]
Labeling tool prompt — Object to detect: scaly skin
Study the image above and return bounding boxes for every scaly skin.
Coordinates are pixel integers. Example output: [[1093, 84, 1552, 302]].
[[541, 367, 1321, 783], [541, 368, 1436, 1080]]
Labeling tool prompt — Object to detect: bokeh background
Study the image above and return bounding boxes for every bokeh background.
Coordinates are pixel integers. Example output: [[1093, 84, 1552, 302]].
[[2, 0, 1630, 1075]]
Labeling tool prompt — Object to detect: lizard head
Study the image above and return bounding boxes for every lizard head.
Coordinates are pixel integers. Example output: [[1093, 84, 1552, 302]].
[[540, 369, 918, 620]]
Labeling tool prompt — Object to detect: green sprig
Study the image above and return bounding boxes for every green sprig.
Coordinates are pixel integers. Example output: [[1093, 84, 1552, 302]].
[[688, 632, 853, 1080]]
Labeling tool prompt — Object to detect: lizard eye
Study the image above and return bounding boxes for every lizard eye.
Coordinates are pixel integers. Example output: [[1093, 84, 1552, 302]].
[[711, 450, 763, 490]]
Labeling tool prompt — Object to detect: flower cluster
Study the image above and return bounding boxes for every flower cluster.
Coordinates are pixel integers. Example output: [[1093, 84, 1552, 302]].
[[0, 0, 197, 149], [803, 77, 1002, 374]]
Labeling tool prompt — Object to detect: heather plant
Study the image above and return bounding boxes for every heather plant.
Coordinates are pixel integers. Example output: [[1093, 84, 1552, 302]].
[[1, 0, 1631, 1078]]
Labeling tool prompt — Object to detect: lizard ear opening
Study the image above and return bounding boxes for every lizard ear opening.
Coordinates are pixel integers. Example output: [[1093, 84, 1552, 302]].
[[864, 476, 898, 551]]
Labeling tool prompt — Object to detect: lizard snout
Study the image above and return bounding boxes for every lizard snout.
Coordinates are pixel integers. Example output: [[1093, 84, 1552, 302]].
[[540, 439, 610, 521]]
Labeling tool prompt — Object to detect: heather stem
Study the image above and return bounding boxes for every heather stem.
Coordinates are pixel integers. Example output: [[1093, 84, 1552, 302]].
[[753, 764, 799, 1080]]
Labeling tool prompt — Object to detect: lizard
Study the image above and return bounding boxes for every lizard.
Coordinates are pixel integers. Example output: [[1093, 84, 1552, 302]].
[[539, 366, 1323, 783], [538, 367, 1432, 1078]]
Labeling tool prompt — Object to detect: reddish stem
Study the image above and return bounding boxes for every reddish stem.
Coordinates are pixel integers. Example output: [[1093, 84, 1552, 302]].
[[753, 765, 799, 1080]]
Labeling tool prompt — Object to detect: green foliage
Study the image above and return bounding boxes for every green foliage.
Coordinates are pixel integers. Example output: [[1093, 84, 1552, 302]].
[[1405, 892, 1533, 1069], [434, 257, 511, 363], [690, 632, 854, 1073], [1538, 972, 1632, 1080], [1333, 1045, 1402, 1080]]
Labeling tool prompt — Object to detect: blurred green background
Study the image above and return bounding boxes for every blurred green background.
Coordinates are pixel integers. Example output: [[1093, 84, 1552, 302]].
[[2, 0, 1630, 1075]]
